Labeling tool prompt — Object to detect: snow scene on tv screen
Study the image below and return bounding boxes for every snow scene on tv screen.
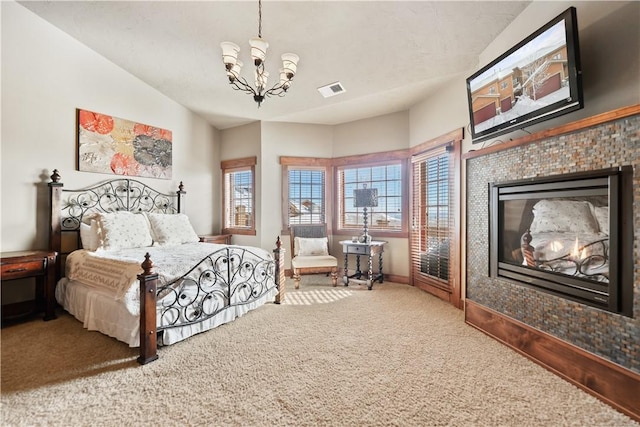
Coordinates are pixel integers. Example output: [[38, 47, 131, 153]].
[[469, 20, 570, 134]]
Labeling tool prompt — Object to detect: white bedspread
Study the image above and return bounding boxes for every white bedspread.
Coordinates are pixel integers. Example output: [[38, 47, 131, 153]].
[[65, 242, 273, 316]]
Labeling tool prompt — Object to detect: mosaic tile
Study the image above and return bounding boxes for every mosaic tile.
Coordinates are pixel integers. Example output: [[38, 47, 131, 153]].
[[466, 115, 640, 373]]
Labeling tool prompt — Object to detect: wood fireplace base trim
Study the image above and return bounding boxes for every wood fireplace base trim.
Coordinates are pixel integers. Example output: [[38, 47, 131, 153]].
[[465, 299, 640, 422]]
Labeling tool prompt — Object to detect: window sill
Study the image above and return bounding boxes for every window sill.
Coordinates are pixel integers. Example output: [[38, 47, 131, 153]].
[[335, 229, 408, 239], [222, 228, 256, 236]]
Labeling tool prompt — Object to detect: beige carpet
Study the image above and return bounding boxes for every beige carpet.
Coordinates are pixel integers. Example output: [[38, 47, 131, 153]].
[[1, 278, 637, 427]]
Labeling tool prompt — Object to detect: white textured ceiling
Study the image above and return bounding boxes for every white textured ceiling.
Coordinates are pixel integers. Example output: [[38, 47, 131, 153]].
[[19, 1, 531, 130]]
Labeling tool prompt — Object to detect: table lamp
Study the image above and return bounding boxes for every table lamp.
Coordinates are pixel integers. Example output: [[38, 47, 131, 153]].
[[353, 184, 378, 244]]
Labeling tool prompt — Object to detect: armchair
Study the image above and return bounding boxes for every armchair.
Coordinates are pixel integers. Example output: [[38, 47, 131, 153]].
[[290, 224, 338, 289]]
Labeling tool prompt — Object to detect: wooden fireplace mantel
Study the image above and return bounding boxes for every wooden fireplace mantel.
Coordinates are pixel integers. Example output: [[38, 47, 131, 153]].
[[462, 104, 640, 160]]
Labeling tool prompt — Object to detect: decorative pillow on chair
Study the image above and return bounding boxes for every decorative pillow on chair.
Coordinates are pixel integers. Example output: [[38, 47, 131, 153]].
[[295, 237, 329, 256], [146, 213, 200, 246], [95, 211, 153, 251]]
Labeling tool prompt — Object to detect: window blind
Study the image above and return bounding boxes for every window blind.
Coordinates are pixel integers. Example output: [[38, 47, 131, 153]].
[[411, 146, 452, 284], [288, 169, 325, 226], [224, 168, 253, 229]]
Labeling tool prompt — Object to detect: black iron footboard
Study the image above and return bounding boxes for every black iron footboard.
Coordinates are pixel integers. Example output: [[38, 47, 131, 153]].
[[46, 169, 286, 365], [137, 237, 285, 364]]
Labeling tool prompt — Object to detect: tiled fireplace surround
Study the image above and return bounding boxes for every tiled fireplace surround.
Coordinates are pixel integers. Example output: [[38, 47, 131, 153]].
[[464, 107, 639, 418]]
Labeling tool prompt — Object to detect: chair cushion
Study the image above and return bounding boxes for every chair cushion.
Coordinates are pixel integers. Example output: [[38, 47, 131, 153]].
[[292, 255, 338, 269]]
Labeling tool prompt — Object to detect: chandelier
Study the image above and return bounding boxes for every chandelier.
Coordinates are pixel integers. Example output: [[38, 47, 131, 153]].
[[220, 0, 299, 107]]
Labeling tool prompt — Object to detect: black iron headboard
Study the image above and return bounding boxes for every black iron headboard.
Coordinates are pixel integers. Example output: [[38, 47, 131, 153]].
[[48, 169, 185, 269]]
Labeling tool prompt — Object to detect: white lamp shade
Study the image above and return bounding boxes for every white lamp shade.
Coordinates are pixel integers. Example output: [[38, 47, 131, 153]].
[[353, 188, 379, 207], [249, 37, 269, 64], [281, 53, 299, 77], [220, 41, 240, 67]]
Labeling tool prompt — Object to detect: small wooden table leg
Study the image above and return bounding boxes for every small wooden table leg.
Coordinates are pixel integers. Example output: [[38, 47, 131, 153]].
[[43, 252, 58, 320], [367, 253, 373, 290], [343, 253, 349, 286]]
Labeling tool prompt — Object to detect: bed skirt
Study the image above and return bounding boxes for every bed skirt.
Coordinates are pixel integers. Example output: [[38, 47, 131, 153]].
[[56, 278, 276, 347]]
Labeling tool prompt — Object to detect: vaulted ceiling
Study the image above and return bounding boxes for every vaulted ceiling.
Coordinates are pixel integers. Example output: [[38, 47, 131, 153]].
[[20, 1, 531, 130]]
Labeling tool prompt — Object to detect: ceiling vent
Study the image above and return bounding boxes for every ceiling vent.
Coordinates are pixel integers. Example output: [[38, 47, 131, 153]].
[[317, 82, 346, 98]]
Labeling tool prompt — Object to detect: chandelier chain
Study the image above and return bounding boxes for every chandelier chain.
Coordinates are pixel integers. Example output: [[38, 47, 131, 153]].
[[258, 0, 262, 38]]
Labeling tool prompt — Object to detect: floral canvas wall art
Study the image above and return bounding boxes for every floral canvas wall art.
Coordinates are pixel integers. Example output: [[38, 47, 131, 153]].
[[77, 109, 172, 179]]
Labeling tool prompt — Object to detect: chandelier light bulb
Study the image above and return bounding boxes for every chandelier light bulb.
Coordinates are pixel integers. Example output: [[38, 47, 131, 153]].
[[281, 53, 299, 79], [249, 37, 269, 66], [228, 60, 243, 82], [279, 69, 291, 90], [220, 41, 240, 70]]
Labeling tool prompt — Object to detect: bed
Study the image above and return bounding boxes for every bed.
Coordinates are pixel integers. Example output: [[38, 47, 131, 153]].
[[520, 199, 609, 282], [48, 170, 285, 364]]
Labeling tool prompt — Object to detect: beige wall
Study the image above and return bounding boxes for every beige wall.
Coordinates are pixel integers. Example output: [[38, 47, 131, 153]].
[[409, 1, 640, 153], [331, 112, 411, 278], [477, 1, 638, 140], [407, 0, 639, 300], [409, 79, 469, 149], [3, 1, 637, 302], [259, 122, 334, 265], [219, 122, 262, 162], [226, 115, 412, 278], [332, 111, 409, 157], [219, 122, 262, 248], [251, 115, 412, 278], [1, 3, 219, 301]]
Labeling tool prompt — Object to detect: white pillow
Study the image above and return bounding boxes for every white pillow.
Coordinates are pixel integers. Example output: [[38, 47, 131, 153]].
[[295, 237, 329, 256], [146, 213, 199, 246], [95, 211, 153, 251], [529, 200, 599, 234], [79, 220, 100, 251], [594, 206, 609, 234]]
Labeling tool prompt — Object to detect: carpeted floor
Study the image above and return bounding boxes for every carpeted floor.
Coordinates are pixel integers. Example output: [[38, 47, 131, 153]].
[[1, 278, 638, 426]]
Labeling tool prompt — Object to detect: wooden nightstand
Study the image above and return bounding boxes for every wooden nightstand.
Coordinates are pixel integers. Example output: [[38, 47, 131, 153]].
[[1, 250, 58, 321], [339, 240, 387, 290], [199, 234, 232, 245]]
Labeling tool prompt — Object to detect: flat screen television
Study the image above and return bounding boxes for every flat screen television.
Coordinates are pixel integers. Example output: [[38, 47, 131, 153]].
[[466, 7, 583, 143]]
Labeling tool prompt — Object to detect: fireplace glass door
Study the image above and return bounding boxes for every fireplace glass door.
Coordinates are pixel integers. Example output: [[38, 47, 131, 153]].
[[490, 167, 632, 316], [500, 194, 609, 283]]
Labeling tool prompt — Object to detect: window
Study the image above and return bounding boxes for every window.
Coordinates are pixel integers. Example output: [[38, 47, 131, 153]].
[[337, 162, 405, 234], [280, 157, 330, 230], [408, 130, 461, 307], [288, 169, 326, 225], [412, 151, 451, 281], [221, 157, 256, 235]]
